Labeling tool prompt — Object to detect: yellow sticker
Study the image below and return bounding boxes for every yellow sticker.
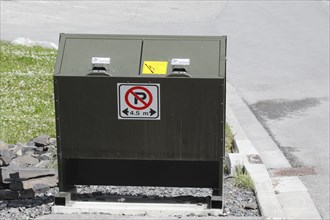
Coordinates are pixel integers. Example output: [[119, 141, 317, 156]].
[[142, 61, 168, 75]]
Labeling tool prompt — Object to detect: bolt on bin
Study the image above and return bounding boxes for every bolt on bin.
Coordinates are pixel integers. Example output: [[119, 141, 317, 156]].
[[53, 34, 227, 209]]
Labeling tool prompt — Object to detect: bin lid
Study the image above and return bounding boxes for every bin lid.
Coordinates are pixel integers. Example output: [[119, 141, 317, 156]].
[[55, 34, 226, 78]]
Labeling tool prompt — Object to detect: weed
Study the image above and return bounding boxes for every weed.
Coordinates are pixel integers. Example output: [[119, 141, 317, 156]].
[[225, 123, 234, 153], [46, 154, 58, 170], [234, 165, 254, 191]]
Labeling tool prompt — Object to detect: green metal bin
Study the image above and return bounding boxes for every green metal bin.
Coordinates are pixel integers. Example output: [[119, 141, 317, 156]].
[[54, 34, 227, 208]]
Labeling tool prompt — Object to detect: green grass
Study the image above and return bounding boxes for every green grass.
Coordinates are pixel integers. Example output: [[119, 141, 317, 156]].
[[225, 123, 234, 153], [46, 154, 58, 170], [0, 41, 57, 144], [234, 165, 254, 191]]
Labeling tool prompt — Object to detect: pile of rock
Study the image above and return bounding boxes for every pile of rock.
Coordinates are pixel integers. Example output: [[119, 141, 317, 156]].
[[0, 135, 58, 200]]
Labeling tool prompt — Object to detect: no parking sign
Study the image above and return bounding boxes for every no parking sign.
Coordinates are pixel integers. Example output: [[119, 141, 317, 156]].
[[117, 83, 160, 120]]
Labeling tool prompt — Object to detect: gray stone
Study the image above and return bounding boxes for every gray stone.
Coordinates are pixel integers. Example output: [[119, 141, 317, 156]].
[[10, 175, 57, 191], [187, 213, 195, 217], [0, 141, 8, 151], [10, 155, 39, 168], [33, 135, 50, 147], [0, 150, 16, 166], [47, 145, 57, 154], [197, 213, 208, 217], [117, 197, 125, 202], [22, 146, 37, 155], [0, 201, 7, 209], [245, 202, 258, 210], [208, 212, 216, 216], [38, 152, 53, 161], [5, 167, 56, 181], [29, 212, 36, 218], [34, 146, 46, 153], [0, 189, 19, 200], [7, 144, 16, 149], [13, 143, 24, 151], [38, 155, 50, 161], [19, 189, 35, 198], [49, 138, 57, 146], [92, 191, 102, 196], [16, 142, 37, 154], [27, 141, 35, 147], [34, 160, 49, 168], [0, 182, 9, 189], [15, 149, 23, 156]]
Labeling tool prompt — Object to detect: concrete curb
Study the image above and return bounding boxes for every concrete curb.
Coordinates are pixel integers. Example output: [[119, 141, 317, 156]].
[[51, 201, 222, 217], [227, 105, 285, 219], [226, 82, 322, 219], [37, 214, 264, 220]]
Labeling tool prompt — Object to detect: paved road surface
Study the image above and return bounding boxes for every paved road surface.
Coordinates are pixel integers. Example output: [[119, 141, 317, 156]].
[[1, 1, 329, 219]]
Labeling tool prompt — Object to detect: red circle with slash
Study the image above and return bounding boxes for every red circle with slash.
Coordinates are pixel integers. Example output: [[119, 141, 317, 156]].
[[125, 86, 153, 110]]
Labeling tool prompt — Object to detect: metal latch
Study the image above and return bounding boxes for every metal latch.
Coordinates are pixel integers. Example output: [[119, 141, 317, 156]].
[[88, 57, 112, 76], [167, 58, 191, 78]]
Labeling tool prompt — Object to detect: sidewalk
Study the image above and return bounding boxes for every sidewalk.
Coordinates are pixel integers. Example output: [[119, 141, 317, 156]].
[[226, 83, 322, 220]]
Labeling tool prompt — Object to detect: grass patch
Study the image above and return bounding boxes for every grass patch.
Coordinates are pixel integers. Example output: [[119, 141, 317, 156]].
[[225, 123, 234, 153], [46, 154, 58, 170], [234, 165, 254, 191], [0, 40, 57, 144]]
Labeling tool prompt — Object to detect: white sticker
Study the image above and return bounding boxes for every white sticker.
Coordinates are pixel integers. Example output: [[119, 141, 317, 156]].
[[117, 83, 160, 120], [171, 58, 190, 66], [91, 57, 111, 64]]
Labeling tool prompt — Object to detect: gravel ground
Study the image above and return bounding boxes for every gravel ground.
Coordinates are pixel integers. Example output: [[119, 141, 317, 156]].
[[0, 188, 58, 220], [0, 176, 260, 219]]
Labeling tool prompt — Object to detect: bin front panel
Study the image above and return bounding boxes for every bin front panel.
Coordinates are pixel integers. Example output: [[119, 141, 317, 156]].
[[59, 39, 142, 77], [63, 159, 221, 188], [55, 76, 224, 161]]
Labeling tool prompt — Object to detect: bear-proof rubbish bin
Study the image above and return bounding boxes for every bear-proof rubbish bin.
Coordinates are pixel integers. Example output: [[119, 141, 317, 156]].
[[54, 34, 227, 208]]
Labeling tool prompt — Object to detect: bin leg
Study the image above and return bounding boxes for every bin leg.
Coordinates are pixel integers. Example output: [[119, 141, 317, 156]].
[[210, 189, 223, 209], [54, 191, 72, 206], [58, 158, 76, 191]]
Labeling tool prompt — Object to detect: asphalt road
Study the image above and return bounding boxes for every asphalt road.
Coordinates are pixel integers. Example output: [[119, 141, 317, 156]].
[[1, 1, 329, 219]]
